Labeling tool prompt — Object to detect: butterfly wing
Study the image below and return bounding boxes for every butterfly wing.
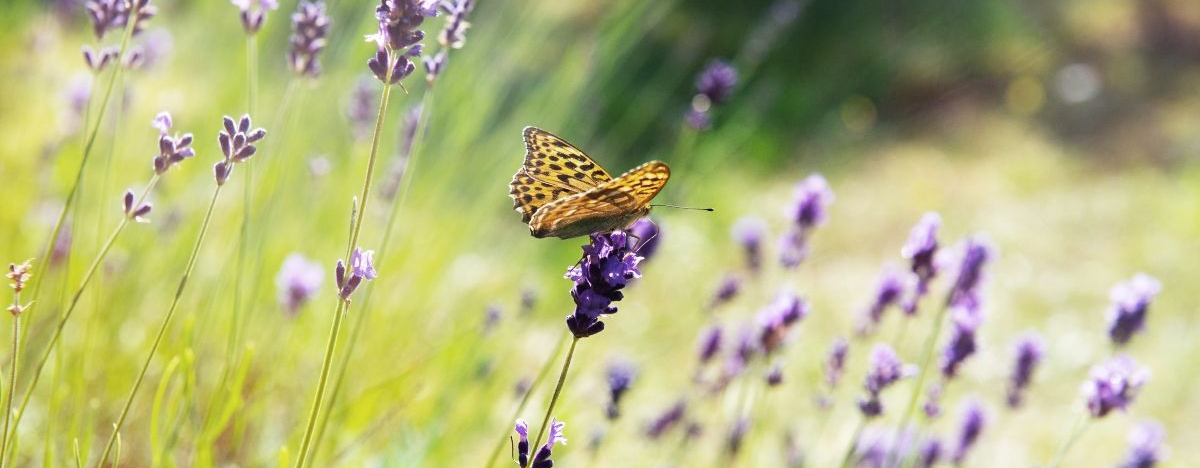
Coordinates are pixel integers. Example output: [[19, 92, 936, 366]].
[[509, 127, 613, 222], [529, 161, 670, 238]]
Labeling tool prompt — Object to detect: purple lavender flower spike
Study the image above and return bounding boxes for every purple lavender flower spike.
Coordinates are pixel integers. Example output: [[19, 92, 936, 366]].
[[732, 217, 766, 272], [1117, 420, 1165, 468], [233, 0, 278, 34], [646, 400, 687, 439], [527, 418, 567, 468], [336, 247, 377, 301], [951, 400, 986, 465], [854, 426, 914, 468], [696, 324, 723, 365], [1083, 354, 1150, 418], [695, 59, 737, 105], [625, 218, 660, 260], [605, 360, 636, 420], [422, 51, 446, 84], [922, 384, 942, 419], [947, 236, 993, 309], [515, 419, 530, 468], [756, 291, 808, 354], [83, 45, 119, 72], [765, 361, 783, 386], [1107, 273, 1162, 346], [436, 0, 475, 49], [858, 344, 912, 418], [152, 111, 195, 174], [824, 337, 849, 390], [214, 114, 266, 185], [727, 416, 749, 455], [917, 437, 943, 468], [346, 78, 377, 141], [710, 273, 742, 308], [780, 174, 833, 268], [87, 0, 156, 40], [366, 0, 434, 85], [858, 264, 907, 335], [939, 302, 984, 379], [288, 1, 330, 78], [901, 212, 941, 315], [276, 253, 323, 316], [564, 232, 642, 339], [1006, 332, 1045, 408]]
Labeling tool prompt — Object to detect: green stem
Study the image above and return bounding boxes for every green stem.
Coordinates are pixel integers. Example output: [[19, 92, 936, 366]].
[[7, 174, 160, 459], [1045, 411, 1089, 468], [886, 301, 949, 468], [482, 334, 568, 468], [95, 183, 225, 468], [837, 418, 866, 468], [531, 337, 580, 451], [292, 301, 348, 468], [0, 309, 20, 467]]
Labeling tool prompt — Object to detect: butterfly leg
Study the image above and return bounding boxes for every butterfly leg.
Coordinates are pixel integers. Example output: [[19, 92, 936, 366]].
[[628, 217, 660, 254]]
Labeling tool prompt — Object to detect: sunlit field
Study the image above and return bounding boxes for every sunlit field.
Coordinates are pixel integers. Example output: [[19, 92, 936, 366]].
[[1, 0, 1198, 467]]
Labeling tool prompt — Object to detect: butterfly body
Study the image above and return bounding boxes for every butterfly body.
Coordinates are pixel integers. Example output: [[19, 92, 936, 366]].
[[509, 127, 670, 239]]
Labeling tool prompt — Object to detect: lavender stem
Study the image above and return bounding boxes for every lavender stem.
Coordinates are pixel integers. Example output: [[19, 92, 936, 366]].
[[887, 300, 950, 468], [482, 334, 568, 468], [532, 337, 580, 451], [1045, 411, 1089, 468], [837, 418, 867, 468]]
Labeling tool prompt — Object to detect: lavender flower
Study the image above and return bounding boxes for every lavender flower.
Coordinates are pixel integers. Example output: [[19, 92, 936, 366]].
[[902, 212, 941, 315], [335, 247, 377, 301], [437, 0, 474, 49], [824, 337, 849, 389], [366, 0, 434, 85], [6, 260, 33, 316], [1006, 332, 1045, 408], [605, 360, 636, 419], [685, 59, 738, 130], [727, 416, 749, 455], [82, 45, 119, 72], [1083, 355, 1149, 418], [563, 231, 642, 339], [1107, 273, 1162, 346], [696, 324, 723, 365], [853, 426, 914, 468], [515, 419, 530, 467], [422, 51, 446, 84], [276, 254, 323, 315], [151, 111, 195, 174], [710, 273, 742, 308], [918, 437, 943, 468], [732, 217, 766, 272], [765, 361, 783, 386], [522, 418, 567, 468], [86, 0, 155, 39], [646, 400, 687, 439], [939, 302, 984, 379], [214, 114, 266, 185], [858, 344, 912, 418], [780, 174, 834, 268], [122, 189, 151, 222], [756, 291, 808, 354], [346, 78, 378, 141], [232, 0, 278, 34], [626, 218, 660, 259], [858, 264, 907, 335], [922, 384, 942, 419], [951, 400, 986, 465], [1116, 420, 1165, 468], [483, 304, 502, 334], [947, 236, 992, 309], [288, 1, 330, 78]]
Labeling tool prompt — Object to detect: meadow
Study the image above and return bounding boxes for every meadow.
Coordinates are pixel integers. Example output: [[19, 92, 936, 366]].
[[0, 0, 1197, 467]]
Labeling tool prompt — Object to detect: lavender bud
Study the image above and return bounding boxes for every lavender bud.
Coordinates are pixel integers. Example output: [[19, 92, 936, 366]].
[[605, 360, 636, 420], [710, 273, 742, 308], [276, 253, 323, 316], [951, 400, 986, 464], [132, 203, 152, 222], [1117, 420, 1165, 468], [287, 1, 330, 78], [214, 161, 231, 185], [696, 324, 723, 365], [857, 344, 913, 418], [824, 337, 849, 390], [1006, 332, 1045, 408], [646, 400, 687, 439], [122, 190, 135, 213], [732, 217, 766, 272], [902, 212, 941, 315], [1083, 354, 1149, 418], [1107, 273, 1161, 347]]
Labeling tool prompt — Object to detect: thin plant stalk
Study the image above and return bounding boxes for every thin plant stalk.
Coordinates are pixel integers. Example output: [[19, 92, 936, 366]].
[[1045, 411, 1089, 468], [0, 291, 23, 468], [7, 175, 161, 461], [886, 300, 950, 468], [309, 89, 435, 457], [483, 334, 568, 468], [293, 55, 398, 468], [836, 418, 866, 468], [95, 183, 225, 468], [531, 337, 580, 451]]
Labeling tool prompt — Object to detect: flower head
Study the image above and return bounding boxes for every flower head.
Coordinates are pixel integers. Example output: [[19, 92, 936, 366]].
[[276, 253, 323, 315], [948, 236, 992, 309], [1006, 332, 1044, 408], [515, 419, 530, 468], [858, 344, 912, 418], [1083, 354, 1149, 418], [151, 111, 195, 174], [858, 264, 907, 335], [1117, 420, 1165, 468], [732, 217, 766, 272], [646, 400, 686, 439], [86, 0, 155, 40], [696, 324, 723, 365], [695, 59, 738, 105], [214, 114, 266, 185], [824, 337, 849, 390], [564, 231, 642, 339], [1107, 273, 1162, 346], [917, 437, 942, 468], [780, 174, 833, 268], [366, 0, 435, 85], [288, 1, 330, 78], [346, 78, 378, 141], [951, 400, 986, 464], [83, 46, 119, 72], [756, 291, 808, 354], [436, 0, 474, 49], [710, 273, 742, 308], [605, 360, 637, 419], [233, 0, 278, 34], [939, 302, 984, 379], [336, 247, 377, 301]]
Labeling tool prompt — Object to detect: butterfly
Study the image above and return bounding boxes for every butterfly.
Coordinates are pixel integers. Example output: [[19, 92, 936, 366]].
[[509, 127, 670, 239]]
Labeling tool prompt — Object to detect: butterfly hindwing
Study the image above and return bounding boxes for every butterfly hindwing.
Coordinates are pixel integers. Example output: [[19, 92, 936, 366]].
[[528, 161, 670, 238]]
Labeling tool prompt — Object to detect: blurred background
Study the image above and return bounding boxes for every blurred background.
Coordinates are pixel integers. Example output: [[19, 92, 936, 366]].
[[0, 0, 1197, 466]]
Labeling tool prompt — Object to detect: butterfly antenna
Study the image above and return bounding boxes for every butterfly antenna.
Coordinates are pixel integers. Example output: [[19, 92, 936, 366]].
[[650, 204, 714, 212]]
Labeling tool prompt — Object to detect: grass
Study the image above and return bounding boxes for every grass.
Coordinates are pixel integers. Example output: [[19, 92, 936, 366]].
[[1, 0, 1198, 467]]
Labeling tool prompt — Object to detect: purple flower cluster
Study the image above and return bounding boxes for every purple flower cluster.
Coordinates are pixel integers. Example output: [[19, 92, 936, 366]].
[[367, 0, 434, 85], [824, 337, 849, 390], [335, 247, 377, 301], [779, 174, 833, 268], [121, 190, 152, 223], [276, 253, 323, 315], [732, 217, 766, 272], [858, 344, 911, 418], [901, 212, 941, 315], [346, 78, 378, 141], [287, 1, 330, 78], [1107, 273, 1162, 346], [947, 236, 992, 310], [939, 302, 984, 379], [233, 0, 278, 34], [686, 59, 738, 130], [436, 0, 474, 49], [1117, 420, 1165, 468], [646, 399, 687, 439], [917, 437, 943, 468], [563, 232, 643, 339], [709, 273, 741, 308], [214, 114, 266, 185], [605, 360, 636, 419], [516, 418, 567, 468], [696, 324, 723, 365], [951, 400, 986, 464], [83, 46, 119, 72], [858, 264, 907, 335], [1082, 354, 1149, 418], [755, 291, 808, 354], [86, 0, 155, 40], [151, 111, 195, 174], [1006, 332, 1044, 408]]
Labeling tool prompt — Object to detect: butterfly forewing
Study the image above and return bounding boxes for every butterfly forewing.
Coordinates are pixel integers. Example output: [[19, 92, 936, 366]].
[[510, 127, 613, 222]]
